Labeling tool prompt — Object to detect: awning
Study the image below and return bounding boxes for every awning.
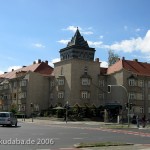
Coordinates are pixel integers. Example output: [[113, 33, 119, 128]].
[[104, 103, 122, 109]]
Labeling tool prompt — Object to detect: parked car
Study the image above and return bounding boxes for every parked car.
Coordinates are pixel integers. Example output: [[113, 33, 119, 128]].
[[0, 112, 17, 127]]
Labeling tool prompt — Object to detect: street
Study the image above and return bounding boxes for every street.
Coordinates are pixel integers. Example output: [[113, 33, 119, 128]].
[[0, 120, 150, 150]]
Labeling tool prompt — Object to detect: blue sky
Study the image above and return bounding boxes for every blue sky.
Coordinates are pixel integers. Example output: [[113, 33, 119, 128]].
[[0, 0, 150, 74]]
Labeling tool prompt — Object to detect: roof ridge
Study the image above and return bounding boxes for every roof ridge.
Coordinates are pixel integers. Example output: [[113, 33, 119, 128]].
[[123, 60, 139, 72]]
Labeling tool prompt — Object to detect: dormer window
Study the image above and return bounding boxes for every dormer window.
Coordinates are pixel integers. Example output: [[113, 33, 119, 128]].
[[84, 66, 88, 74], [128, 79, 136, 86]]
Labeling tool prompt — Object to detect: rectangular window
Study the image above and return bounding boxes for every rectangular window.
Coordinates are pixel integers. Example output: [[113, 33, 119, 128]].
[[50, 80, 55, 87], [58, 91, 64, 99], [58, 78, 64, 85], [50, 93, 53, 99], [128, 79, 136, 86], [99, 80, 104, 87], [82, 78, 90, 85], [0, 85, 3, 90], [138, 80, 144, 87], [81, 91, 90, 99], [19, 92, 27, 99], [20, 80, 27, 87], [137, 93, 144, 100], [99, 93, 104, 99], [129, 92, 136, 99], [12, 93, 17, 99], [148, 107, 150, 113], [14, 82, 17, 88], [140, 107, 144, 113], [148, 81, 150, 88], [4, 84, 9, 89]]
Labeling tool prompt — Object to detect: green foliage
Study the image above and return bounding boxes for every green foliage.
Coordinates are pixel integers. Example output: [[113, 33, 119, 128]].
[[108, 49, 120, 66], [9, 103, 17, 114]]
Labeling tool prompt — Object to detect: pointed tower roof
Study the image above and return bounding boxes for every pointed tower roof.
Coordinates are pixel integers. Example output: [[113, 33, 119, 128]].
[[67, 27, 89, 48], [59, 27, 95, 61]]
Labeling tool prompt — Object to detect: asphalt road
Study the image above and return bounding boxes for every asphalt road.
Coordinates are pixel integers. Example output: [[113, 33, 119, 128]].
[[0, 120, 150, 150]]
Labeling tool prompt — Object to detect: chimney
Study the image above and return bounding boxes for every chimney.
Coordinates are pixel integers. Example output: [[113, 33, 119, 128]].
[[133, 59, 138, 62], [122, 57, 125, 60], [45, 60, 48, 65], [95, 58, 99, 62], [38, 59, 41, 63], [33, 61, 36, 64]]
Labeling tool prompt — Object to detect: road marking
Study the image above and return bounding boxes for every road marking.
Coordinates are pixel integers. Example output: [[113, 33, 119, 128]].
[[73, 137, 84, 140]]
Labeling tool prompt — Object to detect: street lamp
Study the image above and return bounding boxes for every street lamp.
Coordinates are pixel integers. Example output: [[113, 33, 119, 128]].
[[65, 101, 69, 123], [30, 103, 34, 122], [108, 85, 130, 127]]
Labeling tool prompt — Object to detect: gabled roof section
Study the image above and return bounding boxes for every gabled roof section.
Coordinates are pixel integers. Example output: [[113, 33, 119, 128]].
[[67, 27, 89, 48], [0, 61, 53, 79], [107, 58, 150, 76]]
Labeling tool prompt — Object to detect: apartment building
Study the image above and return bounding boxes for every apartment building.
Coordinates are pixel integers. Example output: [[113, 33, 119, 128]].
[[0, 28, 150, 120], [0, 60, 53, 117]]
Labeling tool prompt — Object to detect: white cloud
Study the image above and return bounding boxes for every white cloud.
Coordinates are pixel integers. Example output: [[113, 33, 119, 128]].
[[101, 61, 108, 68], [135, 28, 141, 32], [87, 41, 103, 48], [65, 26, 78, 32], [49, 58, 60, 67], [64, 26, 93, 35], [0, 70, 3, 74], [32, 43, 45, 48], [57, 39, 70, 45], [107, 30, 150, 53], [124, 25, 128, 31], [99, 35, 104, 39], [7, 66, 21, 72]]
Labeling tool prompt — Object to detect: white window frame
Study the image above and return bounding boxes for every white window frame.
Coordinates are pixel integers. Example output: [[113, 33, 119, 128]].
[[128, 79, 136, 86], [81, 91, 90, 99], [82, 78, 90, 85], [20, 80, 27, 87], [58, 91, 64, 99], [140, 107, 144, 113], [99, 80, 104, 87], [129, 92, 136, 100], [99, 93, 104, 99], [138, 80, 144, 87], [58, 78, 64, 85]]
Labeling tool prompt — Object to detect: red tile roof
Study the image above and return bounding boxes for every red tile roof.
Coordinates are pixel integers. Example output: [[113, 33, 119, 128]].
[[107, 59, 150, 76], [0, 62, 53, 79]]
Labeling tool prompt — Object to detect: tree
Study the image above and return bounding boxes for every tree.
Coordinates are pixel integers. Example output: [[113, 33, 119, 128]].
[[108, 49, 120, 66]]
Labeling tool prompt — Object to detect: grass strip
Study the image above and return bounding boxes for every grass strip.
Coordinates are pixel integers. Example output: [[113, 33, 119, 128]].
[[75, 142, 133, 148]]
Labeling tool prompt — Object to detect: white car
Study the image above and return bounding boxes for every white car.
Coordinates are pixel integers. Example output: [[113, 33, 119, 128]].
[[0, 112, 17, 127]]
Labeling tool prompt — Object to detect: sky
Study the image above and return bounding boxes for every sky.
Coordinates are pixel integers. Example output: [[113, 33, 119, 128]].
[[0, 0, 150, 74]]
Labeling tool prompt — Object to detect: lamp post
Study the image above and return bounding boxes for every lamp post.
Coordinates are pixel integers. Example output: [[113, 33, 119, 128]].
[[30, 103, 33, 122], [65, 101, 69, 123], [108, 85, 130, 127]]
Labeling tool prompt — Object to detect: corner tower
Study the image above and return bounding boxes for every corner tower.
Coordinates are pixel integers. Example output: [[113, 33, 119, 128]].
[[59, 28, 95, 61]]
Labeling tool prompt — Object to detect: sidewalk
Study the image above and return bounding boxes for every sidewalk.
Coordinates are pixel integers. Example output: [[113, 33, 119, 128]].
[[18, 117, 150, 129]]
